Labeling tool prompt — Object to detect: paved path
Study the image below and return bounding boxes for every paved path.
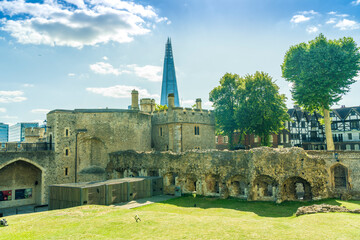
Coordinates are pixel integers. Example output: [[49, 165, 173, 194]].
[[0, 195, 177, 217], [113, 195, 177, 209]]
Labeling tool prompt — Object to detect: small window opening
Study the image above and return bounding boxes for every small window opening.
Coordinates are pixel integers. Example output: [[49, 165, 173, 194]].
[[65, 148, 69, 156], [65, 129, 69, 137], [65, 167, 68, 176], [159, 127, 163, 136], [194, 126, 200, 135]]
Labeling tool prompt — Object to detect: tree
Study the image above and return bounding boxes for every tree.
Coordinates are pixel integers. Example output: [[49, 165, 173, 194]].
[[155, 104, 168, 111], [236, 72, 289, 146], [282, 34, 360, 150], [209, 73, 240, 149]]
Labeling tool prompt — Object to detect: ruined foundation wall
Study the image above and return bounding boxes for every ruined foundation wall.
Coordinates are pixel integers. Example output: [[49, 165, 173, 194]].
[[108, 148, 360, 202]]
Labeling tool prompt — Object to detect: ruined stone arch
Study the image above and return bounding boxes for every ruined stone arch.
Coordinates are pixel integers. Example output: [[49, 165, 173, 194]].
[[227, 175, 248, 197], [164, 172, 177, 186], [184, 174, 198, 192], [205, 174, 220, 194], [330, 163, 349, 189], [281, 176, 312, 201], [0, 158, 45, 206], [252, 175, 278, 200]]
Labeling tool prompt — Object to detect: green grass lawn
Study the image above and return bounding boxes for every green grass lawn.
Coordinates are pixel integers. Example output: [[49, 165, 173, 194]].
[[1, 197, 360, 240]]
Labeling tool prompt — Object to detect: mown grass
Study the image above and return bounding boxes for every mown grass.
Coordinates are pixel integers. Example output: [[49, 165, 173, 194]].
[[1, 197, 360, 240]]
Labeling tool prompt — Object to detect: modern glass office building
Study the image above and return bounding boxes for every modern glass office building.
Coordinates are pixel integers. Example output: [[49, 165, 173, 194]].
[[0, 123, 9, 142], [9, 122, 39, 142], [160, 38, 180, 107]]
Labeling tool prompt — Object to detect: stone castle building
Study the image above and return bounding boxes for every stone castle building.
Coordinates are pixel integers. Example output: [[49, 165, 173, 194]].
[[1, 39, 360, 210]]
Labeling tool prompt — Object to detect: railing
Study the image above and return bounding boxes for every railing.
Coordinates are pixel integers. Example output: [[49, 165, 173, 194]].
[[0, 143, 55, 152]]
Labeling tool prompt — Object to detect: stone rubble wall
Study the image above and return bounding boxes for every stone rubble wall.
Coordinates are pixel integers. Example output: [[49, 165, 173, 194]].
[[108, 147, 360, 202]]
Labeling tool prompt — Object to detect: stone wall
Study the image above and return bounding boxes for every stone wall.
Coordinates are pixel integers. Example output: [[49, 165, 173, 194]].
[[107, 148, 360, 202], [0, 151, 55, 208], [152, 108, 215, 152], [46, 109, 152, 182]]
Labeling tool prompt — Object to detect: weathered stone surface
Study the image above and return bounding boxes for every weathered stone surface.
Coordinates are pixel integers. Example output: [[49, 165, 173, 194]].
[[295, 204, 360, 216]]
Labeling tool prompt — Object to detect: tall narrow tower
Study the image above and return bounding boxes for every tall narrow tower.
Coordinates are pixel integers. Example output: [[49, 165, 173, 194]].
[[160, 38, 180, 107]]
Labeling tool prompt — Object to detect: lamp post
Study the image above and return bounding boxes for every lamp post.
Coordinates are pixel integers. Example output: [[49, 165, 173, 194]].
[[74, 129, 87, 183]]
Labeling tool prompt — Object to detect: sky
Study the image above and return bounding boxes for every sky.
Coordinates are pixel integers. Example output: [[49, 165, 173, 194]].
[[1, 0, 360, 125]]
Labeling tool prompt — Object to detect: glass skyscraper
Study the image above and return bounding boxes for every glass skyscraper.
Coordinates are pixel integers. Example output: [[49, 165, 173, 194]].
[[160, 38, 180, 107], [9, 122, 39, 142], [0, 123, 9, 142]]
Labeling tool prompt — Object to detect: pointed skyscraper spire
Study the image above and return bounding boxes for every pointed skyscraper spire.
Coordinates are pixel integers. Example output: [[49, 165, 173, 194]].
[[160, 38, 180, 107]]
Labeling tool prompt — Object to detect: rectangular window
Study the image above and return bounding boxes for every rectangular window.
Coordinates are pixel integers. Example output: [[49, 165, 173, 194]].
[[15, 188, 32, 200], [65, 167, 68, 176], [280, 134, 283, 143], [286, 134, 289, 143], [194, 126, 200, 135], [348, 133, 352, 140], [301, 121, 306, 128], [65, 129, 69, 136], [302, 134, 307, 141], [331, 122, 337, 130], [350, 121, 359, 129], [224, 136, 228, 143], [159, 127, 163, 136], [0, 190, 12, 201], [254, 135, 259, 143], [215, 136, 218, 144], [292, 122, 296, 127]]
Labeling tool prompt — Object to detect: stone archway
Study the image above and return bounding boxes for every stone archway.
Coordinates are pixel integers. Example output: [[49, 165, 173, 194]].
[[330, 164, 348, 189], [252, 175, 278, 201], [0, 159, 44, 208], [184, 175, 197, 192], [281, 176, 312, 201], [227, 175, 248, 198], [205, 174, 220, 194]]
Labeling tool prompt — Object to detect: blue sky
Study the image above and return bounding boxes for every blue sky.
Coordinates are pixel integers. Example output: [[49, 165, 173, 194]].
[[1, 0, 360, 125]]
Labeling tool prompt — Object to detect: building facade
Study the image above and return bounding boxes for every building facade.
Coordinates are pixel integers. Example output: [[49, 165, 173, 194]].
[[9, 122, 39, 142], [160, 38, 180, 107], [0, 123, 9, 143]]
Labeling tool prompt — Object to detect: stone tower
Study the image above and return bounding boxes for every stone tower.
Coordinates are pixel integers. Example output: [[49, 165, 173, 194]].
[[160, 38, 180, 107]]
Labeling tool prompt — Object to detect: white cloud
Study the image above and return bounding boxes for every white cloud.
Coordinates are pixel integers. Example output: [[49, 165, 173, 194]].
[[90, 62, 123, 75], [203, 101, 213, 108], [326, 18, 336, 24], [128, 64, 162, 82], [31, 109, 50, 114], [103, 56, 108, 60], [328, 11, 337, 15], [68, 73, 76, 77], [335, 19, 359, 30], [22, 83, 34, 87], [290, 15, 311, 23], [0, 91, 27, 103], [0, 0, 167, 48], [86, 85, 159, 99], [352, 0, 360, 6], [89, 61, 161, 81], [299, 10, 318, 15], [0, 115, 18, 120], [306, 26, 319, 33], [0, 108, 6, 113]]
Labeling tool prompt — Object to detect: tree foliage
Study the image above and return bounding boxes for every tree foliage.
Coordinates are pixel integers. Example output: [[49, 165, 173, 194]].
[[155, 104, 168, 111], [209, 73, 240, 148], [210, 72, 289, 147], [237, 72, 289, 146], [282, 34, 360, 150]]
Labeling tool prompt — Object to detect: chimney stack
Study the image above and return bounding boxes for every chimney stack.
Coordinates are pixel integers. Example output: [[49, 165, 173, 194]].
[[196, 98, 202, 110], [168, 93, 175, 110], [131, 90, 139, 110]]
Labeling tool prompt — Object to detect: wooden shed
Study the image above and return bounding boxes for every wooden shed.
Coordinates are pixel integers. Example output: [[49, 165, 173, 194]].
[[49, 177, 163, 210]]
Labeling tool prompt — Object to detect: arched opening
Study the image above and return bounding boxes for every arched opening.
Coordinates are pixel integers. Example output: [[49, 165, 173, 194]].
[[185, 176, 197, 192], [164, 172, 176, 186], [227, 175, 248, 197], [281, 176, 312, 201], [205, 174, 220, 194], [0, 160, 43, 207], [253, 175, 278, 199], [331, 164, 348, 189]]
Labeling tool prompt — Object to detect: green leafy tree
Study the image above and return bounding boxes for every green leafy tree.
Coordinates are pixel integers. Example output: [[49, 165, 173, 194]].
[[155, 104, 168, 111], [209, 73, 241, 149], [282, 34, 360, 150], [237, 72, 289, 146]]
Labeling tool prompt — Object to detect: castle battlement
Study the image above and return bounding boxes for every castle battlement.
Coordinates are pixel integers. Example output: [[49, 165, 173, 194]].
[[152, 107, 214, 125]]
